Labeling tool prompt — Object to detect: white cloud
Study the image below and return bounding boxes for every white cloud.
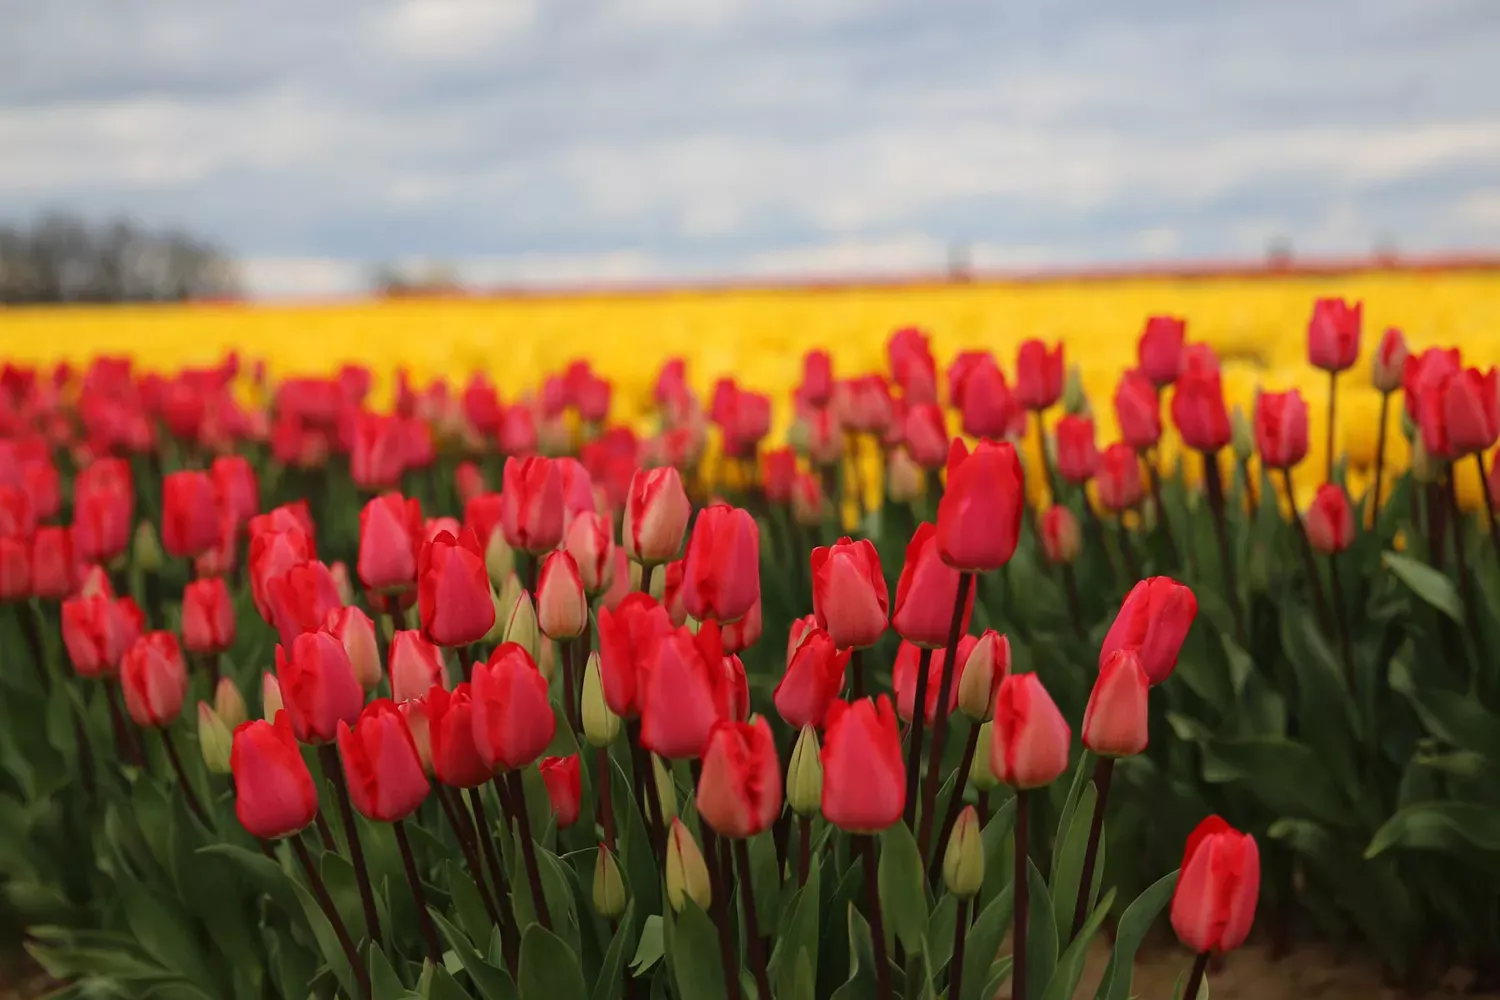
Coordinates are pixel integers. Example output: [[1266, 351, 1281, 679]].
[[365, 0, 535, 60], [239, 257, 369, 298]]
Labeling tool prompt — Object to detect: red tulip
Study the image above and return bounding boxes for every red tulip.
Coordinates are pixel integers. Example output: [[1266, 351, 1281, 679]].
[[250, 500, 316, 544], [810, 537, 888, 649], [23, 459, 60, 524], [1055, 415, 1098, 484], [638, 622, 730, 760], [841, 375, 895, 434], [337, 699, 430, 821], [326, 605, 381, 691], [29, 526, 75, 600], [418, 529, 495, 647], [1254, 389, 1309, 469], [1171, 368, 1231, 452], [193, 510, 240, 579], [697, 718, 782, 839], [1305, 484, 1354, 554], [0, 486, 33, 541], [1097, 443, 1143, 512], [820, 696, 905, 832], [267, 560, 344, 649], [1015, 340, 1064, 411], [761, 447, 798, 504], [275, 629, 364, 744], [425, 516, 462, 544], [1308, 297, 1361, 373], [501, 456, 565, 554], [427, 683, 491, 787], [1039, 505, 1082, 564], [888, 327, 938, 405], [182, 576, 235, 655], [471, 642, 555, 771], [61, 595, 144, 678], [892, 637, 978, 725], [1170, 816, 1260, 954], [596, 592, 674, 717], [121, 631, 188, 727], [1430, 367, 1500, 458], [211, 455, 259, 526], [1372, 327, 1408, 394], [500, 404, 538, 456], [162, 470, 221, 558], [352, 412, 407, 489], [0, 535, 28, 602], [249, 526, 314, 621], [990, 673, 1070, 789], [1082, 650, 1149, 757], [903, 404, 950, 469], [936, 439, 1025, 572], [801, 350, 834, 408], [681, 505, 759, 623], [1139, 316, 1186, 387], [72, 458, 134, 563], [959, 358, 1022, 441], [539, 754, 582, 828], [455, 461, 487, 506], [623, 467, 691, 566], [1099, 576, 1197, 685], [773, 626, 848, 729], [785, 613, 818, 663], [721, 598, 762, 654], [537, 550, 588, 640], [1183, 344, 1220, 375], [390, 629, 449, 702], [358, 492, 423, 593], [947, 351, 989, 410], [563, 510, 615, 597], [231, 715, 320, 839], [1404, 347, 1462, 425], [1114, 368, 1162, 451], [891, 522, 975, 647]]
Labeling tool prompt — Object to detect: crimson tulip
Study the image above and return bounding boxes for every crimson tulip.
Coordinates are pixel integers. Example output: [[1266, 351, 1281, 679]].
[[623, 467, 691, 566], [820, 696, 905, 832], [1305, 484, 1354, 554], [1039, 505, 1082, 564], [417, 529, 495, 647], [29, 526, 75, 600], [762, 448, 798, 504], [1405, 347, 1463, 427], [1114, 369, 1162, 450], [231, 714, 320, 839], [275, 629, 364, 744], [427, 683, 491, 787], [390, 629, 449, 702], [990, 673, 1070, 789], [889, 327, 938, 405], [1082, 650, 1150, 758], [810, 537, 888, 649], [959, 357, 1022, 441], [72, 458, 134, 563], [721, 597, 762, 654], [455, 461, 487, 506], [182, 576, 235, 655], [537, 550, 587, 640], [1434, 367, 1500, 457], [681, 504, 759, 623], [326, 605, 381, 691], [501, 455, 565, 554], [211, 455, 259, 526], [248, 526, 313, 620], [1171, 368, 1231, 453], [539, 754, 582, 828], [121, 631, 188, 727], [563, 510, 615, 597], [267, 560, 344, 649], [935, 439, 1025, 572], [1308, 297, 1361, 373], [336, 699, 430, 821], [1139, 316, 1186, 387], [638, 622, 730, 760], [1254, 389, 1309, 469], [1170, 816, 1260, 954], [596, 592, 673, 717], [61, 594, 144, 678], [0, 536, 28, 602], [697, 717, 782, 839], [1099, 576, 1197, 685], [1097, 443, 1143, 512], [161, 470, 220, 558], [801, 349, 834, 407], [1015, 340, 1064, 411], [904, 404, 950, 469], [773, 626, 848, 729], [358, 492, 423, 593], [473, 643, 555, 773], [351, 412, 407, 489], [892, 522, 975, 647], [892, 637, 978, 725], [1055, 415, 1098, 484]]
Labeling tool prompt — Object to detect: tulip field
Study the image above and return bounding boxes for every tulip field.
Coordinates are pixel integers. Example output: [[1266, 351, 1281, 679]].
[[1, 265, 1500, 1000]]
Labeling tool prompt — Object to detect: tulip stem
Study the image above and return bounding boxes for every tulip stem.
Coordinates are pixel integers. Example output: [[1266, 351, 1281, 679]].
[[1280, 468, 1334, 636], [597, 747, 617, 850], [797, 814, 812, 888], [1475, 452, 1500, 569], [626, 720, 665, 855], [507, 769, 552, 930], [393, 819, 443, 966], [318, 743, 383, 950], [1144, 448, 1180, 568], [561, 639, 578, 733], [1012, 790, 1030, 1000], [902, 647, 934, 830], [931, 722, 981, 881], [438, 788, 502, 928], [1370, 392, 1391, 525], [1202, 451, 1246, 645], [1069, 756, 1114, 939], [103, 680, 143, 766], [292, 832, 371, 999], [733, 839, 774, 1000], [315, 813, 336, 850], [1061, 563, 1087, 642], [160, 728, 212, 830], [700, 830, 743, 1000], [1083, 502, 1118, 586], [468, 787, 520, 973], [918, 571, 973, 860], [856, 835, 894, 1000], [1182, 951, 1211, 1000], [1239, 458, 1259, 518], [639, 563, 656, 597], [1115, 517, 1140, 585], [1327, 552, 1356, 690], [205, 651, 221, 692], [950, 897, 969, 1000], [1326, 370, 1338, 482], [18, 600, 50, 694]]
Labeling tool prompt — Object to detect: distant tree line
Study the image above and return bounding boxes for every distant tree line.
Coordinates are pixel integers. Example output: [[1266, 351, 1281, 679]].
[[0, 213, 240, 305]]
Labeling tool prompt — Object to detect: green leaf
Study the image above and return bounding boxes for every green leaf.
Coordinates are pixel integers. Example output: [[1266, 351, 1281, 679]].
[[877, 822, 928, 953], [747, 829, 781, 933], [195, 844, 301, 919], [432, 908, 516, 1000], [1049, 780, 1097, 947], [518, 924, 589, 1000], [979, 796, 1018, 906], [1095, 869, 1179, 1000], [665, 901, 727, 1000], [630, 915, 663, 976], [428, 964, 479, 1000], [119, 878, 221, 995], [1382, 551, 1463, 622], [925, 892, 957, 974], [370, 945, 407, 1000], [590, 902, 635, 1000], [787, 951, 816, 1000], [448, 860, 496, 948], [1039, 888, 1116, 1000], [288, 873, 359, 999], [611, 756, 661, 917], [769, 857, 820, 997], [1365, 803, 1500, 860], [1025, 859, 1057, 1000], [960, 883, 1014, 1000], [829, 903, 877, 1000]]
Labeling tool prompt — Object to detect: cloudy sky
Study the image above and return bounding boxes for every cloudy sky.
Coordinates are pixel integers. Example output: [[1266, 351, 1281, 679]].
[[3, 0, 1498, 297]]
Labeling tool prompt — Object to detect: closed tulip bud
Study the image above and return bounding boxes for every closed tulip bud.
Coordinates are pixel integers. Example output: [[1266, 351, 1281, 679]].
[[821, 696, 906, 833], [810, 537, 889, 649], [958, 629, 1010, 721], [427, 684, 491, 788], [358, 492, 423, 593], [133, 519, 165, 572], [639, 623, 730, 760], [215, 676, 248, 728], [581, 652, 620, 747], [888, 447, 924, 502], [1254, 390, 1309, 469], [969, 723, 999, 790], [73, 458, 134, 564], [329, 561, 356, 606], [653, 754, 679, 823], [681, 505, 760, 623], [697, 717, 782, 838], [1016, 340, 1065, 411], [786, 725, 823, 816], [564, 510, 615, 596], [892, 522, 975, 648], [471, 643, 555, 771], [30, 526, 75, 600], [990, 673, 1071, 790], [500, 455, 566, 554], [503, 590, 541, 661], [903, 403, 950, 469], [1114, 369, 1162, 450], [1172, 368, 1232, 453], [1308, 297, 1362, 373], [943, 805, 984, 898], [623, 467, 691, 566], [326, 605, 382, 691], [162, 471, 220, 558], [936, 439, 1025, 572], [1040, 505, 1082, 564], [198, 701, 234, 773], [666, 818, 712, 913], [1409, 436, 1440, 483], [1082, 650, 1150, 757], [266, 560, 345, 650], [1055, 415, 1099, 484], [389, 629, 448, 702], [1139, 316, 1186, 388], [336, 700, 429, 822], [1305, 484, 1355, 554], [231, 714, 320, 839], [0, 536, 31, 601], [1231, 405, 1254, 463], [593, 846, 628, 918], [540, 754, 582, 828], [1171, 816, 1260, 954], [61, 594, 144, 678], [1062, 364, 1089, 416], [400, 698, 433, 775], [1372, 327, 1408, 394], [418, 529, 495, 647], [773, 627, 848, 729], [182, 576, 235, 655], [261, 671, 284, 721], [275, 630, 364, 744], [537, 550, 588, 640], [121, 631, 188, 727], [1100, 577, 1198, 685], [485, 527, 516, 590]]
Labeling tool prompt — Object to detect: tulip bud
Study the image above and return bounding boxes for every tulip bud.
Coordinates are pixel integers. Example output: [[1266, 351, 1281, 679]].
[[537, 551, 588, 640], [665, 818, 712, 912], [887, 447, 923, 503], [957, 630, 1009, 722], [485, 529, 516, 590], [215, 676, 248, 729], [1305, 484, 1354, 555], [942, 805, 984, 898], [581, 652, 621, 747], [261, 671, 283, 721], [1410, 436, 1440, 483], [133, 520, 163, 573], [990, 673, 1071, 790], [653, 754, 678, 823], [327, 606, 382, 691], [969, 722, 999, 790], [786, 726, 823, 816], [1062, 364, 1089, 416], [1372, 327, 1408, 395], [1039, 505, 1082, 565], [624, 467, 692, 566], [504, 591, 541, 661], [197, 701, 233, 774], [1230, 405, 1254, 463], [330, 561, 356, 606], [1082, 650, 1150, 758], [401, 698, 433, 775], [1400, 406, 1418, 443], [593, 846, 628, 919]]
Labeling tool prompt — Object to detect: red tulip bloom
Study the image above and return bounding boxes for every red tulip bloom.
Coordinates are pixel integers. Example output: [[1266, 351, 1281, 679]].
[[121, 631, 188, 727], [248, 526, 314, 620], [0, 486, 33, 541], [23, 460, 60, 524], [947, 351, 990, 410], [418, 529, 495, 647], [1097, 443, 1143, 513], [276, 629, 364, 744], [820, 696, 905, 833], [351, 412, 407, 489], [1139, 316, 1186, 387], [638, 622, 730, 760], [390, 629, 449, 702], [267, 560, 344, 649], [1015, 340, 1064, 411], [537, 550, 588, 640], [455, 461, 487, 506], [563, 510, 615, 597], [0, 535, 28, 602], [800, 349, 834, 408], [1372, 327, 1408, 394], [903, 404, 950, 470], [29, 526, 75, 600], [471, 643, 555, 772], [211, 455, 260, 526], [681, 505, 759, 623], [721, 598, 762, 654], [810, 537, 888, 649], [1100, 576, 1197, 685], [697, 718, 782, 839], [1039, 505, 1082, 564], [232, 715, 320, 839], [936, 439, 1025, 572], [892, 637, 978, 725], [1114, 369, 1162, 451], [892, 522, 975, 648], [182, 576, 235, 655], [1403, 347, 1462, 425], [61, 595, 144, 678], [1170, 816, 1260, 954], [539, 755, 582, 828], [623, 467, 692, 566], [1082, 650, 1150, 758], [463, 492, 505, 549], [73, 458, 134, 563], [888, 327, 938, 405], [773, 627, 848, 729], [336, 699, 429, 822], [1254, 389, 1310, 469], [761, 447, 798, 504], [596, 592, 674, 717], [990, 673, 1070, 789], [1430, 367, 1500, 458], [1183, 344, 1220, 376], [1171, 368, 1231, 452], [959, 358, 1022, 441], [501, 455, 565, 554], [358, 492, 423, 593], [161, 470, 222, 558], [1305, 484, 1354, 554], [1308, 297, 1361, 373], [1055, 415, 1099, 484], [427, 683, 491, 788]]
